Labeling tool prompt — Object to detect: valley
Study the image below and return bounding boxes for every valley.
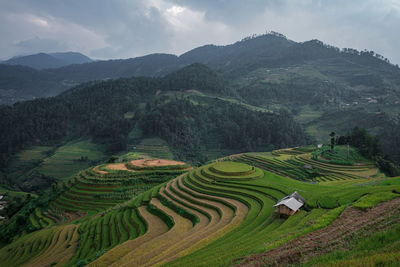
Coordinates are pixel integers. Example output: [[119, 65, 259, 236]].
[[0, 32, 400, 267]]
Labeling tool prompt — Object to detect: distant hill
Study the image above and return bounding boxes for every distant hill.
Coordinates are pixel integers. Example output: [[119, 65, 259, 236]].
[[48, 52, 92, 65], [1, 33, 399, 106], [3, 52, 92, 70]]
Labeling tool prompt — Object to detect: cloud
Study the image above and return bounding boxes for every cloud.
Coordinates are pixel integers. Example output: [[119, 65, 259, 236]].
[[0, 0, 399, 63], [14, 37, 68, 55]]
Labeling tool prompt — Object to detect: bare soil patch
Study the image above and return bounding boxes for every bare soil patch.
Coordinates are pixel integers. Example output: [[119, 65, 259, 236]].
[[237, 197, 400, 267], [106, 163, 131, 171], [93, 166, 107, 174], [129, 159, 186, 168]]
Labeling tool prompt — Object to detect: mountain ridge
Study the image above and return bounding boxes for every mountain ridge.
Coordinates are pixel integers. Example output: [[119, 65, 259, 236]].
[[1, 33, 399, 105], [3, 51, 92, 70]]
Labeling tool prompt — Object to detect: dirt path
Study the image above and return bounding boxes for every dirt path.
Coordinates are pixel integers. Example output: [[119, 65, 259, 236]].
[[89, 206, 169, 267], [237, 197, 400, 267]]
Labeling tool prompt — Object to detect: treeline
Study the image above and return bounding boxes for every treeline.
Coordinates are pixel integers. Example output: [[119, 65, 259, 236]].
[[140, 97, 309, 162], [0, 77, 156, 166], [337, 127, 400, 176], [0, 63, 308, 169]]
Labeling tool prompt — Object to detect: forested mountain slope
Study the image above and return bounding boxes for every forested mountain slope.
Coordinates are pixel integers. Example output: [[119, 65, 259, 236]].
[[0, 64, 308, 190], [2, 33, 400, 106]]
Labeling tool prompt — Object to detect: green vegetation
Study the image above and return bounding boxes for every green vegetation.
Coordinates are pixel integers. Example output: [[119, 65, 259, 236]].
[[36, 140, 106, 179], [306, 219, 400, 266], [312, 145, 368, 165], [1, 146, 399, 266], [212, 161, 253, 174], [51, 164, 186, 215], [133, 138, 174, 159], [2, 32, 400, 267], [3, 141, 107, 192], [353, 192, 399, 210]]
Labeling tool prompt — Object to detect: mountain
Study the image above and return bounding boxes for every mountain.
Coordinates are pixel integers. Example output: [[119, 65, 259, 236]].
[[0, 63, 308, 173], [2, 52, 92, 70], [48, 52, 92, 65], [0, 64, 68, 104], [1, 33, 400, 106], [1, 33, 400, 164]]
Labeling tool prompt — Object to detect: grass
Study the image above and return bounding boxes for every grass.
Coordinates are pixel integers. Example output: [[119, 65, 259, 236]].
[[305, 219, 400, 266], [0, 227, 57, 267], [5, 145, 54, 182], [0, 187, 36, 198], [133, 138, 174, 159], [36, 140, 106, 179], [312, 145, 370, 165], [353, 192, 399, 210], [2, 145, 400, 266], [212, 161, 253, 174], [294, 105, 324, 124]]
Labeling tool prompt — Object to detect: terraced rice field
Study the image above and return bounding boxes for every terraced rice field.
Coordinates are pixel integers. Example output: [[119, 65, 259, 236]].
[[29, 207, 57, 229], [236, 148, 378, 183], [1, 148, 399, 267], [51, 160, 190, 215], [134, 138, 174, 159]]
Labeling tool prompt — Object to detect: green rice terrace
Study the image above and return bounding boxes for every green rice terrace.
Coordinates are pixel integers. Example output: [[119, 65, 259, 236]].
[[0, 146, 399, 266]]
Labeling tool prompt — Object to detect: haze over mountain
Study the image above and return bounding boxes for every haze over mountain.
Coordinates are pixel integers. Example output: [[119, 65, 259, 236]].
[[2, 52, 92, 70]]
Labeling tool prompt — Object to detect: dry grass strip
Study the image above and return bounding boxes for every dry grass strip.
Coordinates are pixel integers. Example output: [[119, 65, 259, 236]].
[[23, 224, 80, 267], [88, 206, 169, 267], [145, 176, 249, 267]]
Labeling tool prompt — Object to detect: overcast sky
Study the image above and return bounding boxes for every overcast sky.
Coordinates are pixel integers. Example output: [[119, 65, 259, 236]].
[[1, 0, 399, 63]]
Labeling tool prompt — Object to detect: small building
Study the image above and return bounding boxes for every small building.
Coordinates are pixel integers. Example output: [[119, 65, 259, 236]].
[[303, 164, 313, 170], [274, 191, 306, 217]]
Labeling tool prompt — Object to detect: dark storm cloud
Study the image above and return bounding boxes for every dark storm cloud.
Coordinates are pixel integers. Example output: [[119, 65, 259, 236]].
[[0, 0, 399, 63]]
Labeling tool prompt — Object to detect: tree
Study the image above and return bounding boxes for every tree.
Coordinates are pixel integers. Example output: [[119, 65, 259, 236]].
[[329, 132, 336, 151]]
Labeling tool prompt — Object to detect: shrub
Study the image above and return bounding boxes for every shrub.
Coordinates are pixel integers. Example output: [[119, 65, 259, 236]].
[[76, 259, 88, 267]]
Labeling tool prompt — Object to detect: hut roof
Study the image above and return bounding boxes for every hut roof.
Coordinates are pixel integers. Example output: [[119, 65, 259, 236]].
[[288, 191, 306, 204], [273, 191, 306, 211]]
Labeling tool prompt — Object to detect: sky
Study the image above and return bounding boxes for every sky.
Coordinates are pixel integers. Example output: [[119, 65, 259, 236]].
[[0, 0, 399, 64]]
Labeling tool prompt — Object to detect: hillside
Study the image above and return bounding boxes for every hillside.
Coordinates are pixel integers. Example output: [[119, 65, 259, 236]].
[[3, 52, 92, 70], [2, 33, 400, 108], [0, 64, 308, 191], [0, 146, 399, 266], [1, 34, 399, 162]]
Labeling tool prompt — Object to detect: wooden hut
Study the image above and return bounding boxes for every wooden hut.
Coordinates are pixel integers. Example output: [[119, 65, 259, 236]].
[[274, 191, 306, 217]]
